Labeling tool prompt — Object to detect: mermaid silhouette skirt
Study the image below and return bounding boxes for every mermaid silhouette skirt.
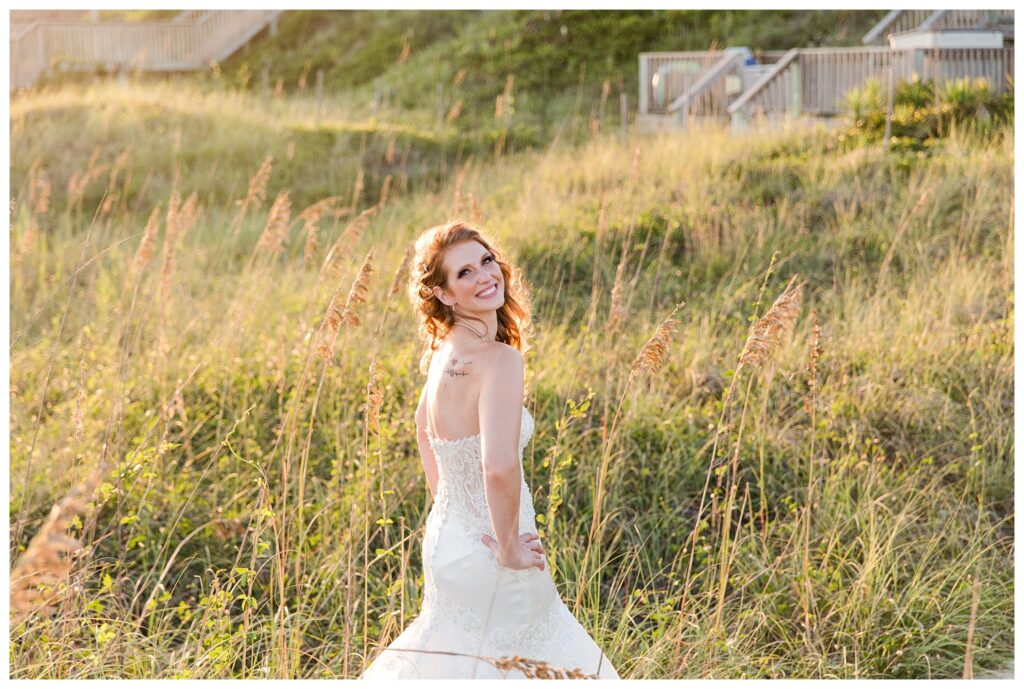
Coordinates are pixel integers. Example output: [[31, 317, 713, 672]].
[[360, 407, 619, 680]]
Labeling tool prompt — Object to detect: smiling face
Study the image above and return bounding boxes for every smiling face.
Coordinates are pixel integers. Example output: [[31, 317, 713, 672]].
[[432, 240, 505, 313]]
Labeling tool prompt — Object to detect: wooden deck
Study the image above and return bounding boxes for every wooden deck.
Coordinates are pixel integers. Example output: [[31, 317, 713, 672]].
[[638, 8, 1014, 132], [728, 45, 1014, 128]]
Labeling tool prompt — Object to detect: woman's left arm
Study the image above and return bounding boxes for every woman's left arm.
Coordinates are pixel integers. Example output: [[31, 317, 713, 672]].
[[415, 388, 439, 500]]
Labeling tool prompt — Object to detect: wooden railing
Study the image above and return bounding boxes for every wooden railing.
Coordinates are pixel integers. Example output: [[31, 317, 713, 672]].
[[726, 48, 801, 124], [10, 23, 45, 90], [920, 9, 1014, 32], [862, 10, 936, 45], [921, 47, 1015, 91], [728, 45, 1014, 126], [31, 21, 201, 72], [863, 9, 1014, 45], [639, 51, 722, 115], [10, 10, 281, 89], [172, 10, 211, 24], [667, 47, 751, 119], [639, 50, 789, 116], [798, 47, 894, 114]]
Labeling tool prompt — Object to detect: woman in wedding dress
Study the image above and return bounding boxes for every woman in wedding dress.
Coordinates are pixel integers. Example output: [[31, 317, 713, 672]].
[[361, 220, 619, 680]]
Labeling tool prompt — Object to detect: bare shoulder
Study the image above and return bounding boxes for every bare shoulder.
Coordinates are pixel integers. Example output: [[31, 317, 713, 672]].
[[476, 343, 523, 394], [479, 342, 523, 370]]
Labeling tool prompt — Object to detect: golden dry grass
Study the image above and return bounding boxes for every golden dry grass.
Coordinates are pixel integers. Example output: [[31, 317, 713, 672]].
[[7, 82, 1013, 680]]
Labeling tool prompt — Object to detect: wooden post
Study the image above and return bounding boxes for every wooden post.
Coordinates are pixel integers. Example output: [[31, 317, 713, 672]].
[[91, 24, 100, 75], [620, 90, 628, 143], [932, 47, 942, 137], [676, 95, 689, 131], [435, 82, 444, 129], [731, 107, 746, 134], [571, 62, 587, 140], [261, 64, 270, 106], [883, 63, 895, 148], [37, 28, 46, 81], [638, 54, 649, 116], [315, 69, 324, 126], [270, 14, 278, 37], [789, 58, 801, 119]]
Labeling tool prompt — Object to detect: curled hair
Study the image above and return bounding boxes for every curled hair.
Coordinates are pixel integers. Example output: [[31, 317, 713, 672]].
[[408, 219, 533, 373]]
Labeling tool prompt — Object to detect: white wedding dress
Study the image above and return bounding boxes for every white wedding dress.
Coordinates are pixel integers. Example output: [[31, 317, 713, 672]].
[[360, 403, 619, 679]]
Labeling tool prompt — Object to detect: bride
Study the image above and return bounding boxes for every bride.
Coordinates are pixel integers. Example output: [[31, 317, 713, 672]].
[[360, 220, 619, 680]]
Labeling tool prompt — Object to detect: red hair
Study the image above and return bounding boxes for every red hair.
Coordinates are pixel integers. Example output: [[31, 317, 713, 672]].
[[408, 219, 533, 372]]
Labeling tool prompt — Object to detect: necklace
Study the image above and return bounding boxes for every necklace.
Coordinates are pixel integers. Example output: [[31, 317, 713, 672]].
[[453, 320, 488, 340]]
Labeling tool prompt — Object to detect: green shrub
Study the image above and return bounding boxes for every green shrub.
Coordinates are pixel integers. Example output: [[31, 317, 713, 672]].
[[895, 74, 935, 109], [842, 77, 884, 128], [838, 75, 1012, 151]]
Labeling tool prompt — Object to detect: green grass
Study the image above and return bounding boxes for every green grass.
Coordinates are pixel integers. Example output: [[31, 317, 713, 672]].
[[8, 67, 1012, 679], [222, 9, 887, 97]]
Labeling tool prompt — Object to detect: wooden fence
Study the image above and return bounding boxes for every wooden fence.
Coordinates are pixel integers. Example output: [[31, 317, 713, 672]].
[[639, 51, 724, 116], [639, 50, 790, 116], [729, 45, 1014, 126], [10, 10, 281, 89]]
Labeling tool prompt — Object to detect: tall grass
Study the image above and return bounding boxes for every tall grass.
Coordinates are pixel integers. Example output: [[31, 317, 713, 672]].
[[8, 81, 1013, 679]]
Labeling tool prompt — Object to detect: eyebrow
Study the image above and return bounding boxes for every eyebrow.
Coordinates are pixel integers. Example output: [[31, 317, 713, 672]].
[[455, 253, 492, 272]]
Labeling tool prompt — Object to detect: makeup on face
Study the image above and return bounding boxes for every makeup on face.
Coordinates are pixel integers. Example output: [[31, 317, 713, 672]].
[[447, 243, 503, 303]]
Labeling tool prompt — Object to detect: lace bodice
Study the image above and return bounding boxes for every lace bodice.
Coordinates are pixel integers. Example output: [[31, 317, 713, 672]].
[[426, 405, 536, 534]]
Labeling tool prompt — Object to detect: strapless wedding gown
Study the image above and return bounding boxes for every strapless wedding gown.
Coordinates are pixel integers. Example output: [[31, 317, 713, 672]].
[[360, 405, 619, 679]]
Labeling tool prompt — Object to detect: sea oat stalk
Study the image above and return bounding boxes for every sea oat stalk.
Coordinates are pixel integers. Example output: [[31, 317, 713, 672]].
[[10, 467, 102, 622], [738, 274, 804, 370]]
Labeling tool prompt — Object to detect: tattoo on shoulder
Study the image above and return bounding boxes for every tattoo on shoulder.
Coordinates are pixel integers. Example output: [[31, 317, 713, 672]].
[[444, 357, 472, 378]]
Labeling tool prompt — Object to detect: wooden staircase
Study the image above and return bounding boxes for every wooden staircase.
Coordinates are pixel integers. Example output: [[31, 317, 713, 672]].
[[666, 47, 752, 122], [636, 49, 788, 130], [10, 10, 283, 90], [862, 9, 1015, 45], [637, 10, 1014, 133]]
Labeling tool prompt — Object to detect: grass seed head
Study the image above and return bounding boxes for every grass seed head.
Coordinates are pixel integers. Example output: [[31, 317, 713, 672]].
[[365, 360, 384, 432], [242, 154, 274, 209], [10, 467, 102, 621], [388, 244, 415, 300], [297, 196, 342, 224], [378, 175, 393, 210], [303, 220, 320, 268], [739, 274, 804, 369], [256, 190, 292, 256], [629, 300, 685, 384], [487, 654, 599, 679], [341, 249, 375, 326], [323, 206, 378, 277], [131, 204, 161, 277]]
